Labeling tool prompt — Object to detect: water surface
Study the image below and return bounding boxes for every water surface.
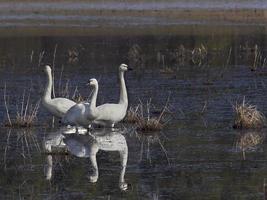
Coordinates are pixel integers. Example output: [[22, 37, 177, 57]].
[[0, 12, 267, 200]]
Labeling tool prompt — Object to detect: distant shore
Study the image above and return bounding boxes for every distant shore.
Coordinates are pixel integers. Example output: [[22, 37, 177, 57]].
[[0, 1, 266, 36]]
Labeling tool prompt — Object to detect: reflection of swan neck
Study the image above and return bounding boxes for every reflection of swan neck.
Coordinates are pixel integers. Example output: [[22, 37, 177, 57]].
[[119, 161, 127, 183], [119, 146, 128, 190], [43, 69, 52, 101], [119, 71, 128, 105], [45, 155, 53, 180]]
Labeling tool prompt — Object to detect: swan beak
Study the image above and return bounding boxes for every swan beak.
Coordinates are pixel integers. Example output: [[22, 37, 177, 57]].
[[86, 81, 91, 86], [128, 67, 133, 71]]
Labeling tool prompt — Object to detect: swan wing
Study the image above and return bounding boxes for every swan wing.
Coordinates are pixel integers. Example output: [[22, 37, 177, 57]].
[[62, 103, 93, 127], [95, 104, 127, 122], [63, 103, 84, 123], [51, 98, 76, 116]]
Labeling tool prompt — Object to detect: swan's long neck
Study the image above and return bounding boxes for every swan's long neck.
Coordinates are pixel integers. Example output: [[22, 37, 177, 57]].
[[89, 84, 98, 109], [43, 70, 52, 101], [85, 84, 98, 120], [119, 71, 128, 105]]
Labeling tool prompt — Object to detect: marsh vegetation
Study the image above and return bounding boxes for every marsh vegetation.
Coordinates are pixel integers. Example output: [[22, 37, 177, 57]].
[[233, 98, 266, 129]]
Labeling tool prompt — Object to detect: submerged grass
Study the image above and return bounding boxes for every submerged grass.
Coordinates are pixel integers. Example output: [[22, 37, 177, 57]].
[[233, 97, 266, 129], [250, 44, 267, 71]]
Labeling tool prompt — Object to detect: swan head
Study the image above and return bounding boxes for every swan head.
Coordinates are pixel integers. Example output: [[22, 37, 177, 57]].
[[87, 78, 98, 87], [44, 65, 52, 74], [119, 64, 132, 72]]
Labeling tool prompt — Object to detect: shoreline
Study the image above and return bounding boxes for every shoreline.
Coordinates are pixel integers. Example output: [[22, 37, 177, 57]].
[[0, 23, 265, 37], [0, 5, 266, 36]]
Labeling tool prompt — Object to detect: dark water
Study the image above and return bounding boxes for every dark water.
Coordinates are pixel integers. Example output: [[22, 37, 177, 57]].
[[0, 23, 267, 199]]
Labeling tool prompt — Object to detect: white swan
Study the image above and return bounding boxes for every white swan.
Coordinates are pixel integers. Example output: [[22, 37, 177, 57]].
[[63, 128, 128, 190], [62, 64, 132, 129], [62, 78, 99, 129], [93, 63, 132, 127], [42, 65, 76, 118]]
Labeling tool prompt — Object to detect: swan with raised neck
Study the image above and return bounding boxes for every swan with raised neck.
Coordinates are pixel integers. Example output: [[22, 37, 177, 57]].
[[62, 78, 99, 128], [42, 65, 76, 118], [118, 64, 129, 105], [92, 63, 132, 127]]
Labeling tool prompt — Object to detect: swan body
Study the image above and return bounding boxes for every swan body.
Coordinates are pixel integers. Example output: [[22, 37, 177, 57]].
[[93, 63, 132, 127], [62, 78, 99, 128], [93, 103, 127, 127], [42, 65, 76, 118], [62, 103, 90, 127]]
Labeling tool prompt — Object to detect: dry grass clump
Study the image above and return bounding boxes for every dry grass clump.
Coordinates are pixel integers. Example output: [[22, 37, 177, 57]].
[[136, 117, 164, 132], [128, 44, 145, 68], [159, 66, 176, 74], [130, 98, 171, 132], [12, 110, 39, 128], [236, 131, 264, 160], [67, 47, 79, 64], [72, 93, 85, 103], [4, 85, 40, 128], [158, 43, 208, 74], [233, 98, 266, 129], [191, 44, 208, 66], [124, 105, 141, 123]]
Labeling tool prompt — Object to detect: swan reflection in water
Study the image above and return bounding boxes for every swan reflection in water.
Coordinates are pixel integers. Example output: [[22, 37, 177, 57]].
[[43, 126, 79, 181], [43, 127, 128, 191], [235, 131, 265, 160]]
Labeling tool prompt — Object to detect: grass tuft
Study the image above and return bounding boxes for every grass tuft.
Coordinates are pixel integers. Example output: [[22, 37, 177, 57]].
[[136, 117, 164, 132], [124, 105, 141, 123], [191, 44, 208, 66], [159, 66, 176, 74], [128, 44, 145, 68], [3, 85, 40, 128], [126, 97, 172, 132], [233, 97, 266, 129]]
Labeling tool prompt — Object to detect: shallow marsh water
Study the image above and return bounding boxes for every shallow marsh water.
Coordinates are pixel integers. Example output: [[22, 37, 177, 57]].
[[0, 14, 267, 200]]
